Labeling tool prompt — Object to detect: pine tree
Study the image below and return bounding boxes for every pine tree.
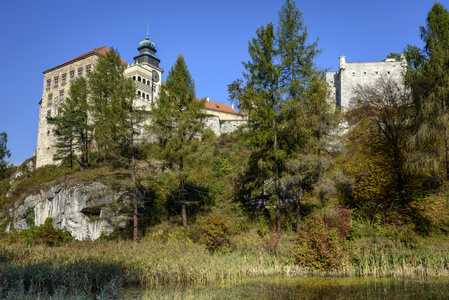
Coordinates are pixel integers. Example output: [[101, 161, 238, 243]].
[[277, 0, 320, 100], [47, 77, 91, 170], [148, 54, 206, 232], [406, 2, 449, 179], [0, 132, 11, 179], [242, 22, 285, 234]]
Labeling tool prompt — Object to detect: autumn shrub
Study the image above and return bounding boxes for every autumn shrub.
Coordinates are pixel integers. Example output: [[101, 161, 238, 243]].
[[30, 218, 73, 246], [294, 204, 352, 270], [201, 214, 234, 252]]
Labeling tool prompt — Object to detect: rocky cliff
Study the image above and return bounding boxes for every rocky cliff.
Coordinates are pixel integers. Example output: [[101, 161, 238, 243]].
[[4, 182, 131, 240]]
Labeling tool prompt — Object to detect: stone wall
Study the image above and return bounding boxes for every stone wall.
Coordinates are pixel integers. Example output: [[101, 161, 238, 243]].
[[326, 55, 407, 110]]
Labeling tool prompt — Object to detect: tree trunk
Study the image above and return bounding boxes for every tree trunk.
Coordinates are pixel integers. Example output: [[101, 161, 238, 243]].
[[132, 154, 138, 243], [296, 188, 301, 233], [180, 159, 188, 233]]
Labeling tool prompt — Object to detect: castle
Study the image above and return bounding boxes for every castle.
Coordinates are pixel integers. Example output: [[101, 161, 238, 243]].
[[36, 32, 407, 168], [326, 55, 407, 110], [36, 36, 245, 168]]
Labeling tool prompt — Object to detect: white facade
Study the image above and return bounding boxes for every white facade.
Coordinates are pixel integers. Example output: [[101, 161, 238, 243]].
[[326, 55, 407, 110]]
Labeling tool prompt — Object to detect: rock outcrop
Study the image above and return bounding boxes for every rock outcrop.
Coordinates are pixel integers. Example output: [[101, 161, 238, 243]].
[[4, 182, 131, 240]]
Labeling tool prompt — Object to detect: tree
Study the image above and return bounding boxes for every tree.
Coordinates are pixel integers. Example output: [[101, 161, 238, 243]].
[[346, 77, 422, 219], [241, 22, 285, 234], [88, 48, 145, 242], [277, 0, 320, 100], [47, 77, 91, 171], [238, 0, 332, 234], [148, 54, 206, 232], [0, 132, 11, 179], [405, 2, 449, 179]]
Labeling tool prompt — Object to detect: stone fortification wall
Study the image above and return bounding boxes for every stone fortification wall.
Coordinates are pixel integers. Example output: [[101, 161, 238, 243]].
[[326, 55, 407, 110]]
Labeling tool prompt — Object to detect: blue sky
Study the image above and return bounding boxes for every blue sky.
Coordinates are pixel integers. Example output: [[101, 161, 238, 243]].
[[0, 0, 441, 165]]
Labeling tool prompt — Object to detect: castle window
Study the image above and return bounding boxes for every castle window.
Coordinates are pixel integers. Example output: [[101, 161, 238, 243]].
[[46, 79, 51, 90], [133, 76, 136, 81], [78, 67, 83, 77], [61, 73, 67, 85], [138, 76, 141, 82], [142, 92, 145, 99], [143, 78, 146, 84], [86, 65, 91, 73], [70, 70, 75, 81], [54, 76, 59, 87], [146, 94, 149, 100], [59, 90, 64, 101], [47, 110, 51, 117], [147, 81, 151, 86], [48, 94, 53, 106], [137, 91, 141, 97]]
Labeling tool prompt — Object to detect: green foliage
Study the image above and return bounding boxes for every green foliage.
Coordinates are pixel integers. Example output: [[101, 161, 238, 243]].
[[47, 77, 91, 170], [200, 214, 234, 252], [294, 204, 351, 270], [148, 54, 207, 229], [0, 132, 11, 180]]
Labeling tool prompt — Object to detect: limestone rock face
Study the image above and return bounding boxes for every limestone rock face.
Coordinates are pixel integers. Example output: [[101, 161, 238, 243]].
[[6, 182, 130, 240]]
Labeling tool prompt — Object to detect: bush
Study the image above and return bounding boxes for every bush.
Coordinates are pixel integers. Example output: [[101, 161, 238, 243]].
[[31, 218, 73, 246], [293, 204, 352, 270], [201, 214, 234, 252]]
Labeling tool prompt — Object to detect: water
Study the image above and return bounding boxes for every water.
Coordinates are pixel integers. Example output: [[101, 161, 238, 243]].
[[119, 276, 449, 299]]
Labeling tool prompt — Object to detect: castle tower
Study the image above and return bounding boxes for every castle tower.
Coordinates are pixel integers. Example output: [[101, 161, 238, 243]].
[[124, 31, 163, 107], [133, 29, 160, 68]]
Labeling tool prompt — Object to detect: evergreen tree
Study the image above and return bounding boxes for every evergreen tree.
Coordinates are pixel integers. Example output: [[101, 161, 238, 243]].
[[277, 0, 320, 100], [47, 77, 91, 171], [0, 132, 11, 179], [242, 22, 285, 234], [239, 0, 332, 234], [88, 48, 145, 242], [148, 54, 206, 232], [406, 2, 449, 179]]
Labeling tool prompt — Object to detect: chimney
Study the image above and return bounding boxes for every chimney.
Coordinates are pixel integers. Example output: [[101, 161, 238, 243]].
[[206, 96, 210, 103]]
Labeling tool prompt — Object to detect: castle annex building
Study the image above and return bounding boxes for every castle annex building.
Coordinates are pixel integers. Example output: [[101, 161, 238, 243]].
[[36, 36, 244, 168], [326, 55, 407, 110]]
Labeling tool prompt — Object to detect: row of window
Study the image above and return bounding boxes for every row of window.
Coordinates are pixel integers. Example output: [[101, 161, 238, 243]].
[[47, 90, 64, 106], [351, 71, 391, 76], [46, 65, 91, 89], [133, 75, 153, 85]]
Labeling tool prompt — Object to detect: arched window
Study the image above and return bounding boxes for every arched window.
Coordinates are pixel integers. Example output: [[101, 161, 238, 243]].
[[146, 94, 149, 100], [138, 76, 141, 82], [137, 91, 141, 96], [142, 92, 145, 99], [133, 76, 136, 81], [142, 78, 146, 84]]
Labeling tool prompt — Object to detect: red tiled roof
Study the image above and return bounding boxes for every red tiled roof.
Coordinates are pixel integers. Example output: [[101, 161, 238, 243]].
[[43, 46, 128, 73], [204, 99, 240, 115]]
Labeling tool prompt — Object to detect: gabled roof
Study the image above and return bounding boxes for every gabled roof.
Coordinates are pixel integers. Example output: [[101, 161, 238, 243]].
[[43, 46, 128, 74], [204, 100, 240, 115]]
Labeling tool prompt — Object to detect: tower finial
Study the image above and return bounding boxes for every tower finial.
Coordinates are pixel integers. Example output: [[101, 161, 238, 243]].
[[146, 22, 149, 39]]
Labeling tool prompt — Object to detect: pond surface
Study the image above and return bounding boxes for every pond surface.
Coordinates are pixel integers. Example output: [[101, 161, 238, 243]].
[[119, 276, 449, 299]]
